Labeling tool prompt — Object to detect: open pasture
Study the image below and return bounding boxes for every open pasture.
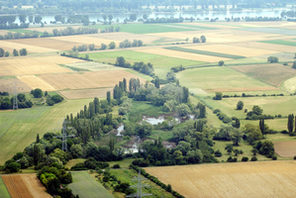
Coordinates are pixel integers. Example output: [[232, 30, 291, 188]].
[[0, 77, 31, 93], [0, 40, 56, 53], [0, 99, 91, 164], [0, 56, 76, 76], [60, 88, 113, 99], [86, 50, 203, 77], [17, 75, 56, 91], [145, 161, 296, 198], [135, 47, 218, 62], [274, 141, 296, 158], [231, 63, 296, 87], [39, 70, 141, 90], [260, 39, 296, 47], [2, 174, 51, 198], [69, 171, 113, 198], [186, 44, 279, 57], [177, 67, 276, 94]]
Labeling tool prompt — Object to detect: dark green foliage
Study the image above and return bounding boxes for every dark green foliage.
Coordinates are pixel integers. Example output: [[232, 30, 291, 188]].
[[112, 164, 120, 169], [227, 156, 237, 162], [232, 117, 240, 128], [200, 35, 206, 43], [214, 150, 222, 157], [19, 48, 27, 56], [292, 61, 296, 69], [236, 101, 244, 110], [4, 160, 21, 173], [218, 60, 224, 66], [115, 57, 154, 76], [46, 94, 64, 106], [108, 41, 116, 49], [213, 92, 222, 100], [255, 140, 275, 158], [288, 114, 294, 135], [135, 122, 152, 138], [31, 88, 43, 98], [251, 156, 258, 161], [241, 157, 249, 162], [193, 37, 200, 43], [267, 56, 279, 63]]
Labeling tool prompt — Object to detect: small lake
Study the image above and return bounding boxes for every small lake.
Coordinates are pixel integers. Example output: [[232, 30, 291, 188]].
[[143, 116, 165, 125]]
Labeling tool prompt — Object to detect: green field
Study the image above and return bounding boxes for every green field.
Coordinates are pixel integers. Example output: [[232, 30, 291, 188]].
[[216, 96, 296, 118], [165, 46, 246, 59], [69, 171, 113, 198], [0, 99, 91, 164], [94, 23, 197, 34], [128, 101, 165, 122], [177, 67, 274, 95], [86, 50, 204, 78], [0, 177, 10, 198], [259, 40, 296, 47], [109, 168, 175, 198]]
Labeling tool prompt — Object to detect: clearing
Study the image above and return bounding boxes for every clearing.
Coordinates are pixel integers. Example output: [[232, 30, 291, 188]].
[[145, 161, 296, 198]]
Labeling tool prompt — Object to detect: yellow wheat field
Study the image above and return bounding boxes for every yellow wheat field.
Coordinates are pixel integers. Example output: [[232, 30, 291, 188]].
[[145, 161, 296, 198], [0, 56, 77, 76], [17, 75, 56, 91], [60, 87, 113, 99], [39, 70, 142, 90]]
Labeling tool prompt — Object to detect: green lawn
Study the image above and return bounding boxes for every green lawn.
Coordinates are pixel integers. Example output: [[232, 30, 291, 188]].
[[69, 171, 113, 198], [0, 177, 10, 198], [165, 46, 246, 59], [177, 67, 274, 95], [0, 99, 91, 164], [149, 129, 174, 141], [93, 23, 197, 34], [86, 50, 204, 78], [259, 40, 296, 47]]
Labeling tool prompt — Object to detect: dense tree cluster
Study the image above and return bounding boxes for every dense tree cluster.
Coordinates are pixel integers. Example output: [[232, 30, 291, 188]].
[[0, 93, 32, 110], [119, 39, 143, 48], [115, 57, 154, 76]]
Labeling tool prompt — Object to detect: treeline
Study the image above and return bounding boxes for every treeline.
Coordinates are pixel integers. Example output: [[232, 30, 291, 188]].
[[115, 57, 154, 76], [0, 27, 98, 40], [281, 11, 296, 18], [0, 93, 32, 110], [0, 48, 27, 57], [119, 39, 143, 48], [144, 17, 184, 24], [0, 15, 42, 29]]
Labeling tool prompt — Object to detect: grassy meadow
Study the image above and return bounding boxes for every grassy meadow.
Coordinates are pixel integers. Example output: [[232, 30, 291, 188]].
[[0, 177, 10, 198]]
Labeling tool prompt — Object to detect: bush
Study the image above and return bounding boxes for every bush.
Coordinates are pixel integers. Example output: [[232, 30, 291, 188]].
[[218, 60, 224, 66], [214, 150, 222, 157], [112, 164, 120, 169], [241, 157, 249, 162], [31, 88, 43, 98], [251, 156, 258, 161], [272, 155, 277, 160]]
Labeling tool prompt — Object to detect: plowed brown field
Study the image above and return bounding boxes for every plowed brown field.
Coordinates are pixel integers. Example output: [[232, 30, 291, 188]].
[[2, 174, 51, 198]]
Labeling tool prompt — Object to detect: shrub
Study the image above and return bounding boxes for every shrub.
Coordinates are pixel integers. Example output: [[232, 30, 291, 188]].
[[251, 156, 258, 161], [112, 164, 120, 169], [218, 60, 224, 66], [241, 157, 249, 162], [272, 155, 277, 160], [214, 150, 222, 157]]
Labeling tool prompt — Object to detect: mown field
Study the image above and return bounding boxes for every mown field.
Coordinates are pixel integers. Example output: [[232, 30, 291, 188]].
[[69, 171, 114, 198], [0, 99, 91, 164], [0, 177, 10, 198], [145, 161, 296, 198]]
